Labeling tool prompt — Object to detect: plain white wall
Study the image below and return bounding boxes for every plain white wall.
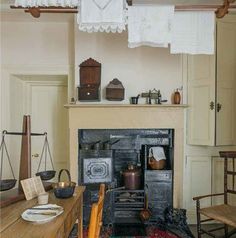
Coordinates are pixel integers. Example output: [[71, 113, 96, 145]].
[[1, 13, 72, 67], [0, 14, 73, 182], [75, 30, 183, 104]]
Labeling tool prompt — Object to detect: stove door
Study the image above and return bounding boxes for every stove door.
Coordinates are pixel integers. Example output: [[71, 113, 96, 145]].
[[83, 158, 113, 184]]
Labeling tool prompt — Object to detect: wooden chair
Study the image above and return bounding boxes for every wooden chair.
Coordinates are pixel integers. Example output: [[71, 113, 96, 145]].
[[193, 151, 236, 238], [88, 184, 105, 238]]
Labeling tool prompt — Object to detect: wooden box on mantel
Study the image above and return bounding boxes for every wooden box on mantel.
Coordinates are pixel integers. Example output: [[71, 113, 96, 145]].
[[78, 58, 101, 101], [106, 78, 125, 101]]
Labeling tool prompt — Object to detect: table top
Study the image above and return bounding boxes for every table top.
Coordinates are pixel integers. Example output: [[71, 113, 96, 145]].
[[0, 186, 85, 238]]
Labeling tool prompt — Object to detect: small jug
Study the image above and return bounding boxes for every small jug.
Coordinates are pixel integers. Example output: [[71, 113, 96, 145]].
[[173, 89, 181, 104]]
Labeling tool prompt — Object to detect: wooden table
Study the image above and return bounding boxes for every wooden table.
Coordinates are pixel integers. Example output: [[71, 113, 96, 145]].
[[0, 186, 85, 238]]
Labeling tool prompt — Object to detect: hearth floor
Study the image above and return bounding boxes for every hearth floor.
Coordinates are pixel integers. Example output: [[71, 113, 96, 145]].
[[113, 223, 146, 236], [69, 224, 178, 238]]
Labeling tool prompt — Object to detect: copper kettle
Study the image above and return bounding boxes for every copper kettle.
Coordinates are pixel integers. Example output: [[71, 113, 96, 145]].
[[122, 164, 141, 190]]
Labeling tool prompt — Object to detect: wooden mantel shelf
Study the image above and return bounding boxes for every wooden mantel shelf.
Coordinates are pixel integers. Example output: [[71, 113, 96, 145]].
[[64, 104, 188, 108]]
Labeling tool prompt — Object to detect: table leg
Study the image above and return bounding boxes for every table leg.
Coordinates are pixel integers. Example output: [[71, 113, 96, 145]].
[[77, 196, 83, 238]]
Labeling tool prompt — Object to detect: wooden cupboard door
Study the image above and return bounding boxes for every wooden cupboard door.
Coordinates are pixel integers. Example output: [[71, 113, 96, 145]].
[[216, 19, 236, 145], [187, 55, 216, 145], [184, 156, 212, 213]]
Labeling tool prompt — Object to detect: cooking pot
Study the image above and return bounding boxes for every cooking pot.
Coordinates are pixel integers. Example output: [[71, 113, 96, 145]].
[[103, 139, 120, 150], [92, 140, 102, 150], [80, 140, 101, 150], [52, 169, 76, 199], [122, 164, 141, 190]]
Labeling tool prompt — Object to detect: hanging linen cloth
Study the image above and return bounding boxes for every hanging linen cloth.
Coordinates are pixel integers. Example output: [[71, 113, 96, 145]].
[[14, 0, 79, 7], [170, 11, 215, 55], [127, 5, 175, 48], [78, 0, 126, 33]]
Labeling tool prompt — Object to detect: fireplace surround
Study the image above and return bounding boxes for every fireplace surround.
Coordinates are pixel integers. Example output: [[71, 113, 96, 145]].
[[66, 104, 186, 212]]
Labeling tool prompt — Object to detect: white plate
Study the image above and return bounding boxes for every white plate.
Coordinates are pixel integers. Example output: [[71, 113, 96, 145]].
[[21, 204, 63, 223]]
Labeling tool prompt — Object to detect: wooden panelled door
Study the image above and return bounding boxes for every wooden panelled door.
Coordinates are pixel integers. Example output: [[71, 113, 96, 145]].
[[8, 76, 69, 183], [27, 81, 69, 180]]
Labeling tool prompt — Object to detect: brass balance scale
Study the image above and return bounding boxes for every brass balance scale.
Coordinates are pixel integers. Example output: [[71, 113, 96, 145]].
[[0, 115, 55, 207]]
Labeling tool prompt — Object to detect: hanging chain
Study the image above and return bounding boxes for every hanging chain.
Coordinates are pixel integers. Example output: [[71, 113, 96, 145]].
[[46, 136, 55, 171], [37, 133, 55, 172], [45, 137, 47, 171], [36, 134, 47, 173], [0, 131, 16, 180], [0, 134, 4, 180]]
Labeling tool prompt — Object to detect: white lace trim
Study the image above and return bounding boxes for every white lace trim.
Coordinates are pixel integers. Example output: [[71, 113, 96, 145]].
[[78, 0, 127, 33], [78, 9, 127, 33], [78, 23, 126, 33], [14, 0, 79, 7]]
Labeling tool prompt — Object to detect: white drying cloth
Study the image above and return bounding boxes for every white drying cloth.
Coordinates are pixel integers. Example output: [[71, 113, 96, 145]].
[[149, 147, 166, 161], [128, 5, 174, 48], [170, 11, 215, 55], [78, 0, 126, 33], [14, 0, 79, 7]]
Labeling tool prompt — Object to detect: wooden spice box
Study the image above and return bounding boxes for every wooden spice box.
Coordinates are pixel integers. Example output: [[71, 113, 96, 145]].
[[78, 58, 101, 101]]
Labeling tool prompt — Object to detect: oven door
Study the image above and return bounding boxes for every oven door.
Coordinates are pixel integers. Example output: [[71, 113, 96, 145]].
[[83, 158, 113, 184]]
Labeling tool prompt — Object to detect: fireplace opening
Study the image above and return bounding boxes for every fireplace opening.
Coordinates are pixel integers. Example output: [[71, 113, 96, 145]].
[[78, 129, 174, 226]]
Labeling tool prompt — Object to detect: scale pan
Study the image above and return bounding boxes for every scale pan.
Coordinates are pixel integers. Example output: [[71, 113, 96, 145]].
[[36, 170, 56, 181], [0, 179, 17, 191]]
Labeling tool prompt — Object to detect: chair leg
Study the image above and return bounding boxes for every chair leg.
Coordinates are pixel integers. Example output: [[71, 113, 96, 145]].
[[224, 224, 228, 238], [196, 200, 202, 238]]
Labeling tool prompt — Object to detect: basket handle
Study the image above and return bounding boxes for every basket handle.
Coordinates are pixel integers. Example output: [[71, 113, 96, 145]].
[[58, 169, 71, 183]]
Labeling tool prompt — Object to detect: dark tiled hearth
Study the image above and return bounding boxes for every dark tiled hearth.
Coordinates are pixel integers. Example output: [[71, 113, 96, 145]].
[[112, 223, 146, 236]]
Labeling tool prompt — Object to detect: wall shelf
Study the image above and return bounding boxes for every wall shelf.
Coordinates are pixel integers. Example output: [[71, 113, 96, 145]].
[[64, 104, 188, 109]]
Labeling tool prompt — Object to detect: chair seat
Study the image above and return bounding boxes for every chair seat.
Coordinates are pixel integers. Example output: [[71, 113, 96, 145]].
[[200, 204, 236, 228]]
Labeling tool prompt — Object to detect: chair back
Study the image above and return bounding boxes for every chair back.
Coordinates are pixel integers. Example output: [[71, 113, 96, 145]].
[[88, 184, 105, 238], [219, 151, 236, 204]]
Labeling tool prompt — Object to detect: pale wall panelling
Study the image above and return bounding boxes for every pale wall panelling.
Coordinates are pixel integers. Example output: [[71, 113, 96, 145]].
[[184, 156, 212, 223]]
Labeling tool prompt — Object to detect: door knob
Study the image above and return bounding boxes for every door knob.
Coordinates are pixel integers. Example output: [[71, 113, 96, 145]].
[[32, 153, 39, 158]]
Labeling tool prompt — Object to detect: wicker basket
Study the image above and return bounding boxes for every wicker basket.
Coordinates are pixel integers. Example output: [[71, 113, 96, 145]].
[[148, 157, 166, 170]]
